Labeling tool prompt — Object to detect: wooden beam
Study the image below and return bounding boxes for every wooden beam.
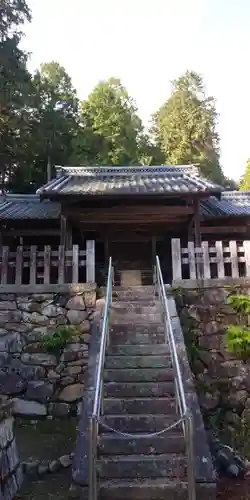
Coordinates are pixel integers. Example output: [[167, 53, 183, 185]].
[[71, 216, 189, 225], [4, 229, 60, 237], [201, 225, 248, 234], [64, 205, 194, 219]]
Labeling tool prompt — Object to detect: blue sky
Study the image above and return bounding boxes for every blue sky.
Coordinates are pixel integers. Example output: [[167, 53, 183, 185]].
[[21, 0, 250, 180]]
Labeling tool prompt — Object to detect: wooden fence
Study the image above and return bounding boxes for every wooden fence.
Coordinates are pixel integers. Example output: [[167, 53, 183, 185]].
[[171, 239, 250, 282], [0, 241, 95, 286]]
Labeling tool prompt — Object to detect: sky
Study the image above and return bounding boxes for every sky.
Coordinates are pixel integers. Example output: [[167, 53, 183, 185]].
[[21, 0, 250, 181]]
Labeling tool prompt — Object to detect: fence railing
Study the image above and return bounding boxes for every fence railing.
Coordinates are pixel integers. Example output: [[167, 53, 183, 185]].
[[171, 238, 250, 281], [0, 241, 95, 286]]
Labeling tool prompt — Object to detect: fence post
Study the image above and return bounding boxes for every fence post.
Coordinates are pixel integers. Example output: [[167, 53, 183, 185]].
[[243, 240, 250, 277], [171, 239, 182, 281], [86, 240, 95, 283]]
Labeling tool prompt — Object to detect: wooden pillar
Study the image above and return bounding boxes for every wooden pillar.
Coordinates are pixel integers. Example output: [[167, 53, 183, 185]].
[[188, 216, 194, 242], [60, 215, 73, 248], [193, 199, 202, 279], [86, 240, 95, 282], [105, 238, 109, 266], [60, 215, 67, 247], [152, 236, 156, 263], [193, 200, 201, 247], [171, 238, 182, 281], [60, 215, 73, 282], [66, 224, 72, 250], [152, 236, 156, 283]]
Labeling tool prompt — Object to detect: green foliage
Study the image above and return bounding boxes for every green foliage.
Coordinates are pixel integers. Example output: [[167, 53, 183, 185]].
[[72, 77, 162, 166], [180, 312, 202, 364], [0, 0, 34, 190], [226, 294, 250, 360], [9, 61, 80, 192], [226, 325, 250, 360], [0, 3, 227, 192], [152, 70, 224, 184], [227, 294, 250, 314], [0, 0, 31, 40], [41, 325, 78, 354], [239, 158, 250, 191]]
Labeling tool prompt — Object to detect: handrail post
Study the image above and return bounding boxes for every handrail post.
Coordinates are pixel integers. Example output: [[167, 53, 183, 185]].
[[185, 413, 196, 500], [89, 257, 113, 500], [88, 416, 98, 500]]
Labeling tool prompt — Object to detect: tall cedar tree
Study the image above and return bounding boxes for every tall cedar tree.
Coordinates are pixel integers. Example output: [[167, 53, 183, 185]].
[[152, 71, 224, 184], [0, 0, 32, 189], [72, 77, 163, 166], [10, 61, 79, 191]]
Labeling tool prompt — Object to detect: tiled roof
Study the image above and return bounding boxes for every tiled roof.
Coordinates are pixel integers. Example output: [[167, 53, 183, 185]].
[[201, 191, 250, 218], [0, 194, 60, 220], [36, 165, 223, 198], [0, 190, 250, 222]]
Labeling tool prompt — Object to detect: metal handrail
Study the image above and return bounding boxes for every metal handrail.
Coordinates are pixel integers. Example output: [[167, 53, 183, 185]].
[[89, 257, 113, 500], [155, 256, 196, 500], [88, 256, 195, 500]]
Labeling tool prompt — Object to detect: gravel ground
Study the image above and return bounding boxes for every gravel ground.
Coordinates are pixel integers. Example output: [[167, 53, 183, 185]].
[[217, 478, 250, 499], [14, 418, 76, 499]]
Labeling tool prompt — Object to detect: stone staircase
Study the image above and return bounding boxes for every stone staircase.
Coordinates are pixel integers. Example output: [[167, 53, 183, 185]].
[[72, 285, 215, 499], [94, 286, 215, 500]]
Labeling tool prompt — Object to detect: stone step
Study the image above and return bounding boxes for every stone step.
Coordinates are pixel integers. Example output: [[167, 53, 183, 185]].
[[97, 454, 187, 479], [99, 479, 216, 500], [105, 355, 172, 369], [103, 397, 177, 415], [110, 325, 165, 345], [111, 312, 162, 325], [110, 332, 165, 345], [112, 303, 161, 315], [112, 286, 155, 301], [113, 296, 156, 304], [104, 368, 174, 383], [99, 434, 185, 455], [108, 344, 170, 356], [104, 382, 175, 398], [100, 414, 181, 433], [113, 299, 159, 307]]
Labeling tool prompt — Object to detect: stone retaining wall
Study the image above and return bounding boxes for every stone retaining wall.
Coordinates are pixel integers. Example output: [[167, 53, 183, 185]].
[[0, 401, 23, 498], [175, 283, 250, 439], [0, 285, 96, 417]]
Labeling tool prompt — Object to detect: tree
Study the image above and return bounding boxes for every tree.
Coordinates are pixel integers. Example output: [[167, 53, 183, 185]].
[[33, 61, 79, 169], [10, 61, 80, 191], [223, 177, 238, 191], [152, 71, 224, 184], [0, 0, 32, 190], [0, 0, 31, 40], [239, 159, 250, 191], [73, 77, 146, 166]]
